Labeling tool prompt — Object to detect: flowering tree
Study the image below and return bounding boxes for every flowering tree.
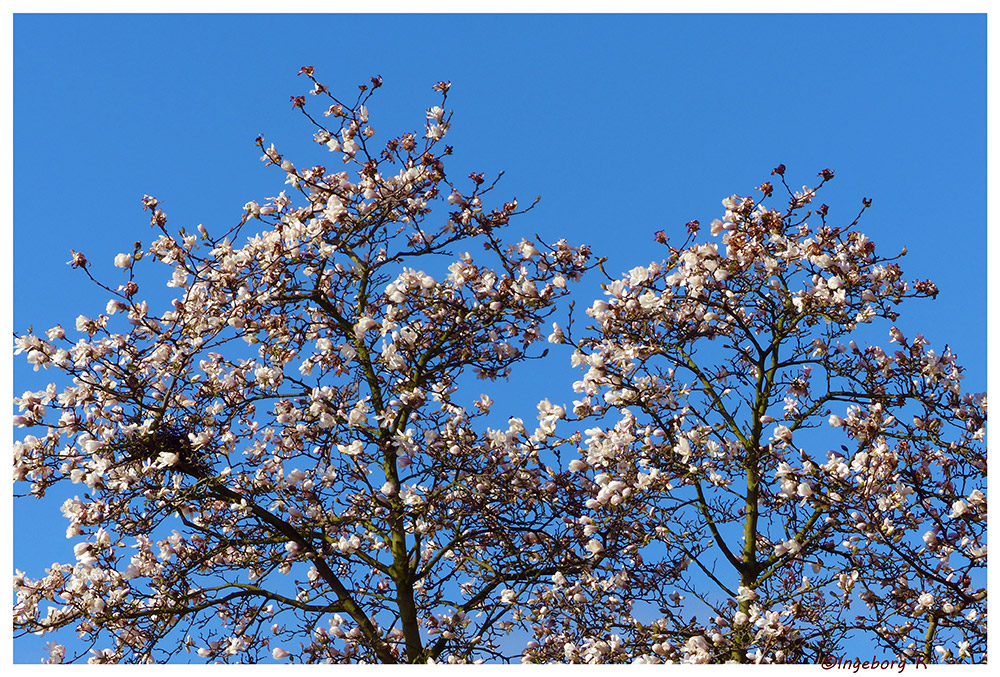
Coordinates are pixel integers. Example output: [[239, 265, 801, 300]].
[[524, 169, 987, 664], [13, 71, 986, 665], [13, 70, 599, 663]]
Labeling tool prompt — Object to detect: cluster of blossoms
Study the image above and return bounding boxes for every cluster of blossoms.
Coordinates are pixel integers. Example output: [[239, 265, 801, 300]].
[[13, 73, 984, 664]]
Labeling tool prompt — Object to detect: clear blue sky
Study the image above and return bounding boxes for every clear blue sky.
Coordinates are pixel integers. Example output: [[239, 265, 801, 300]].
[[12, 13, 986, 663]]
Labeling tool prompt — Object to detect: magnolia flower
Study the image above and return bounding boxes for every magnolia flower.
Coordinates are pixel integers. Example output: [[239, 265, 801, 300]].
[[721, 194, 743, 211], [342, 138, 360, 155], [353, 317, 379, 339], [629, 265, 650, 286], [828, 414, 845, 427], [684, 635, 711, 662], [73, 542, 97, 566], [114, 253, 133, 269], [426, 124, 446, 141], [45, 642, 66, 664], [337, 535, 361, 553], [155, 452, 180, 468], [548, 322, 565, 344], [75, 315, 91, 333], [773, 425, 793, 443], [272, 648, 291, 660], [337, 441, 364, 457], [793, 186, 815, 205], [813, 254, 833, 269], [426, 105, 445, 122]]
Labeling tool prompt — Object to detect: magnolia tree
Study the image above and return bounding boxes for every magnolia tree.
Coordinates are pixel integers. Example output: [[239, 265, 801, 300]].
[[524, 170, 987, 664], [13, 72, 986, 665], [13, 70, 600, 664]]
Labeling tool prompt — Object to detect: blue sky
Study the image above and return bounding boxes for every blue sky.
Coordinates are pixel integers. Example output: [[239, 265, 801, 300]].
[[11, 13, 987, 663]]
